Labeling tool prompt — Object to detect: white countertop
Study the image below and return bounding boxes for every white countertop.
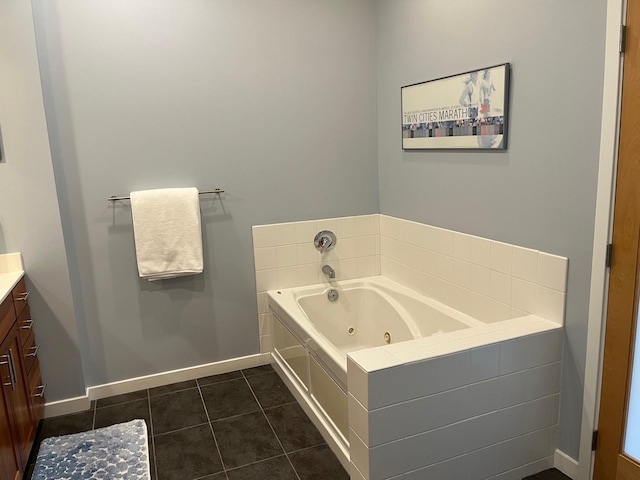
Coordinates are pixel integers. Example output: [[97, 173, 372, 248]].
[[0, 253, 25, 304]]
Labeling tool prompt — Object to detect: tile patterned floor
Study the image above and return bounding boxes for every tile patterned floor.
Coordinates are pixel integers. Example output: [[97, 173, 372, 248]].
[[24, 365, 348, 480], [524, 468, 571, 480], [23, 363, 570, 480]]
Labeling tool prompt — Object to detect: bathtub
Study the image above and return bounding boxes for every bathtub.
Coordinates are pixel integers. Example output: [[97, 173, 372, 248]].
[[269, 276, 484, 390], [268, 275, 563, 478], [267, 275, 486, 468]]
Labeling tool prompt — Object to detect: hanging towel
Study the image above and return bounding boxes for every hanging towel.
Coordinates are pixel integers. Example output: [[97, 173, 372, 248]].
[[130, 187, 203, 281]]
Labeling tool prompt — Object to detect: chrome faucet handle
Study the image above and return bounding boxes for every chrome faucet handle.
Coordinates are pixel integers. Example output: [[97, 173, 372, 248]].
[[314, 230, 337, 253]]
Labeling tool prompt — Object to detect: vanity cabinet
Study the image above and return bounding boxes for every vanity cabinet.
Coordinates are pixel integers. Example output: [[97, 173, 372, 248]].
[[0, 275, 44, 479], [0, 298, 20, 480]]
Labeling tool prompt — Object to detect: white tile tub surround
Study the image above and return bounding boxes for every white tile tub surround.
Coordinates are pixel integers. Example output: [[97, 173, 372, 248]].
[[348, 325, 563, 480], [254, 213, 567, 358], [379, 215, 568, 325], [252, 216, 380, 352]]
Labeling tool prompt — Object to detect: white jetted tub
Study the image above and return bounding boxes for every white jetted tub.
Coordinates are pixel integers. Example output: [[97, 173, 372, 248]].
[[267, 275, 485, 465], [269, 276, 484, 388]]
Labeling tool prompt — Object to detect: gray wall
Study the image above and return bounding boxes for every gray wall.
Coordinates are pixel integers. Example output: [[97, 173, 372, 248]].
[[376, 0, 606, 459], [32, 0, 378, 388], [0, 0, 85, 401]]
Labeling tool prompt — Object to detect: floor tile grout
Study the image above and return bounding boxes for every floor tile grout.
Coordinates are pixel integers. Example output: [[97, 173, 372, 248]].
[[208, 408, 262, 423], [241, 369, 302, 480], [241, 367, 278, 379], [261, 399, 299, 411], [91, 399, 97, 430], [197, 376, 244, 388], [152, 420, 211, 437], [195, 380, 228, 479], [146, 391, 159, 480], [94, 396, 150, 410], [223, 453, 291, 474], [285, 441, 328, 455], [148, 387, 198, 398]]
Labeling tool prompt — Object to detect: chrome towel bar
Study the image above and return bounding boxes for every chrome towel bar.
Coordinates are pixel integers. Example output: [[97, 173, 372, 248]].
[[107, 189, 224, 202]]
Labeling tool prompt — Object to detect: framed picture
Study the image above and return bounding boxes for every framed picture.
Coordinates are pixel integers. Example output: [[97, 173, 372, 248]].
[[401, 63, 510, 150]]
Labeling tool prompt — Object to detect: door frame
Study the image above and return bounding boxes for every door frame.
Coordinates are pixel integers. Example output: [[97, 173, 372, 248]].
[[580, 0, 627, 478]]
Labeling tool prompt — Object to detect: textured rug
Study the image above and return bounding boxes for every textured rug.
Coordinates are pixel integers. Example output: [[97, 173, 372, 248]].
[[32, 419, 150, 480]]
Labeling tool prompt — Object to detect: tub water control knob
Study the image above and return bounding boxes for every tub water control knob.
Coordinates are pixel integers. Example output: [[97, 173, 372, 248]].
[[314, 230, 337, 253]]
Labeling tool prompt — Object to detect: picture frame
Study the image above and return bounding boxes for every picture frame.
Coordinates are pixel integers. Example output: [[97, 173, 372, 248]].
[[401, 63, 510, 150]]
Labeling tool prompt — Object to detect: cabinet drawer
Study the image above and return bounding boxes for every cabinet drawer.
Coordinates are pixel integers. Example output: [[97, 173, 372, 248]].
[[11, 278, 29, 317], [0, 298, 15, 343], [17, 304, 32, 347], [28, 361, 45, 424], [22, 331, 38, 376]]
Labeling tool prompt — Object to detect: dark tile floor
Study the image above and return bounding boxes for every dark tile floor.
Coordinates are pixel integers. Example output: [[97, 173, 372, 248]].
[[24, 365, 348, 480], [524, 469, 571, 480], [23, 363, 570, 480]]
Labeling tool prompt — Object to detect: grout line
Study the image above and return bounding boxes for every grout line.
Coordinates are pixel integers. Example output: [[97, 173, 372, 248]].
[[242, 369, 302, 480], [146, 389, 158, 480], [192, 473, 226, 480], [148, 385, 198, 399], [196, 377, 249, 394], [94, 396, 150, 410], [196, 380, 229, 479], [223, 454, 291, 474], [285, 441, 327, 456], [208, 408, 263, 424], [196, 375, 244, 389], [241, 366, 275, 379], [260, 400, 298, 412], [152, 421, 211, 437]]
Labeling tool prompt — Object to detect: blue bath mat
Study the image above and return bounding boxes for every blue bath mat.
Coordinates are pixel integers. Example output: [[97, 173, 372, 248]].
[[32, 419, 150, 480]]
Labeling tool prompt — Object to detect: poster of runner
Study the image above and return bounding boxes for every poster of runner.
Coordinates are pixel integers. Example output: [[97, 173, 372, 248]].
[[401, 63, 510, 150]]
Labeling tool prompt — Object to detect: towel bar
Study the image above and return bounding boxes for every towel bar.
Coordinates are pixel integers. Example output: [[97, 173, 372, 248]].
[[108, 189, 224, 202]]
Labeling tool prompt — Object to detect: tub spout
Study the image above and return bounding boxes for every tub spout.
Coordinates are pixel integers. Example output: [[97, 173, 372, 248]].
[[322, 265, 335, 279]]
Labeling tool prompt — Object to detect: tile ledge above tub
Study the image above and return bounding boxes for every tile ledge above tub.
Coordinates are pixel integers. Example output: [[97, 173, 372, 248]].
[[348, 314, 561, 373], [0, 252, 25, 304]]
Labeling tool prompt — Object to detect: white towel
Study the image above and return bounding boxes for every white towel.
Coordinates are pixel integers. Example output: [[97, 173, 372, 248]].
[[130, 187, 203, 281]]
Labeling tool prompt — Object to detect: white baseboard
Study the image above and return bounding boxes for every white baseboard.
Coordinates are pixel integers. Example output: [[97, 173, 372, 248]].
[[43, 353, 271, 418], [554, 449, 579, 479], [44, 395, 92, 418], [88, 353, 271, 400]]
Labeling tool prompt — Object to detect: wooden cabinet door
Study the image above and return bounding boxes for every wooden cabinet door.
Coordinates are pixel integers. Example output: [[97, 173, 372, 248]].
[[0, 391, 20, 480], [0, 323, 35, 470], [0, 337, 21, 480], [10, 333, 34, 467]]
